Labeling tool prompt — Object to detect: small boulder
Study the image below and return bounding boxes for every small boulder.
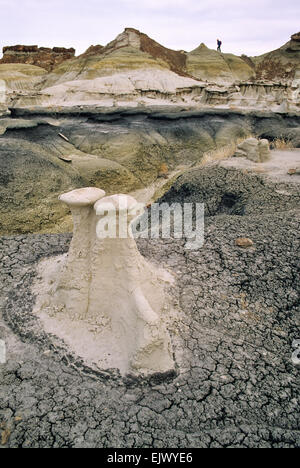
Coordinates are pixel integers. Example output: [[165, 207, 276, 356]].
[[258, 139, 271, 162], [234, 149, 248, 158], [235, 237, 254, 248]]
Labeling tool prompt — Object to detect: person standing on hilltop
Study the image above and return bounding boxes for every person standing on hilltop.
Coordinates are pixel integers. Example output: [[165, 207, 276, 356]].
[[217, 39, 222, 52]]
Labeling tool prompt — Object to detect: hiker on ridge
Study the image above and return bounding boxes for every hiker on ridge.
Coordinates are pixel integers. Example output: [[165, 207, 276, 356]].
[[217, 39, 222, 52]]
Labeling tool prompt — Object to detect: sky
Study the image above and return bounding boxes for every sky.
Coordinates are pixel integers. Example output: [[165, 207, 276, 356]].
[[0, 0, 299, 58]]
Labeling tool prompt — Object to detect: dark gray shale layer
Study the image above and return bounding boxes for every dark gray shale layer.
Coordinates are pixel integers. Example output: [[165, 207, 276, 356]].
[[0, 165, 299, 448], [1, 106, 300, 234]]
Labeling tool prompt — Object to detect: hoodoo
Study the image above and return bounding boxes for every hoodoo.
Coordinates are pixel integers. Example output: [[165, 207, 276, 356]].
[[34, 188, 175, 377], [0, 45, 75, 71]]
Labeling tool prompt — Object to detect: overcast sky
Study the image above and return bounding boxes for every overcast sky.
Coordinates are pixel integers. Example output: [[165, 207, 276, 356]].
[[0, 0, 299, 58]]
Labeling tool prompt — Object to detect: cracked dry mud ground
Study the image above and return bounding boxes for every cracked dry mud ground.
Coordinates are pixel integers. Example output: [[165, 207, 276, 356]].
[[0, 213, 299, 448]]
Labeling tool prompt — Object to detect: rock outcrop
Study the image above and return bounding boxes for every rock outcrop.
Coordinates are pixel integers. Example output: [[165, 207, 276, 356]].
[[34, 188, 175, 376], [291, 32, 300, 42], [160, 149, 300, 217], [0, 29, 299, 111], [97, 27, 188, 76], [288, 167, 300, 176], [2, 160, 299, 446], [235, 138, 271, 162], [0, 45, 75, 72], [250, 32, 300, 82]]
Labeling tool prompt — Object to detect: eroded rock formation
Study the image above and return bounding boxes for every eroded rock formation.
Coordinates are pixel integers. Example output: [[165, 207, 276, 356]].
[[2, 154, 299, 447], [0, 45, 75, 72], [0, 29, 299, 111], [186, 43, 254, 84], [1, 108, 300, 235], [252, 32, 300, 82], [235, 138, 271, 163], [34, 188, 175, 377]]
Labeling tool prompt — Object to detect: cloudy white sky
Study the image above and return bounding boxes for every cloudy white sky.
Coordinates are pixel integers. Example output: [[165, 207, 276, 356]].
[[0, 0, 299, 57]]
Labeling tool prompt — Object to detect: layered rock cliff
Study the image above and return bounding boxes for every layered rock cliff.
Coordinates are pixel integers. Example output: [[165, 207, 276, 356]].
[[0, 45, 75, 72]]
